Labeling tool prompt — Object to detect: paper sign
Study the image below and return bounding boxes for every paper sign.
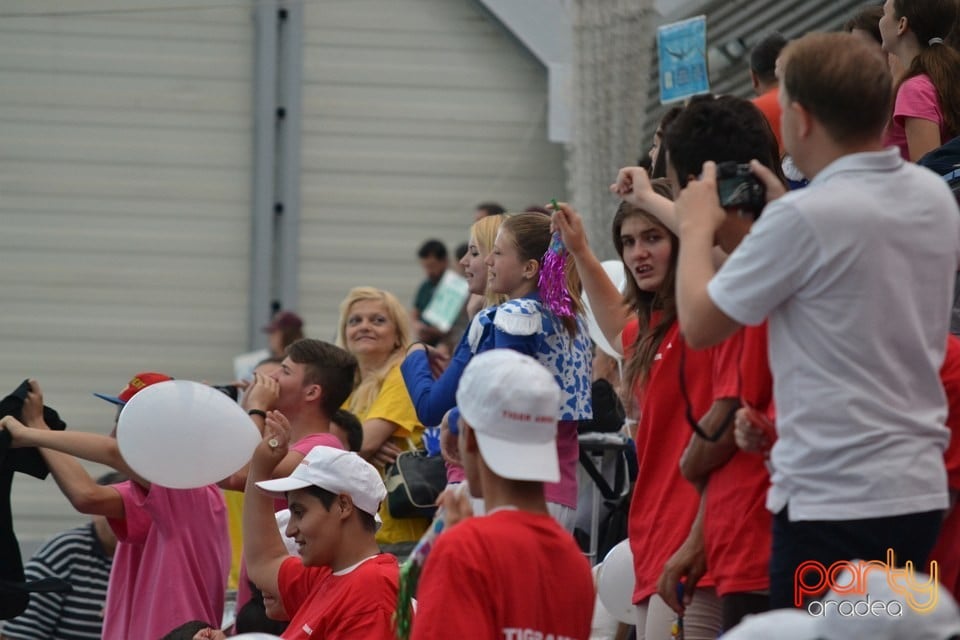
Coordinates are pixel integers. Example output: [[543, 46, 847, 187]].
[[657, 15, 709, 104], [422, 270, 470, 333]]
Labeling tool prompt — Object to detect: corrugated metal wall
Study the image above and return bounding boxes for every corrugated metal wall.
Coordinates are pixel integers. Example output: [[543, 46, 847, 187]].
[[0, 2, 255, 430], [0, 0, 256, 545], [643, 0, 873, 144], [297, 0, 567, 336]]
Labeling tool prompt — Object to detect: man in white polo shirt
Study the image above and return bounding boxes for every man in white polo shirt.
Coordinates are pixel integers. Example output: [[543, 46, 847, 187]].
[[639, 32, 960, 608]]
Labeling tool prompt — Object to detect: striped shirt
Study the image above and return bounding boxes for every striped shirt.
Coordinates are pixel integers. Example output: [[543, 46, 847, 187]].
[[2, 523, 112, 640]]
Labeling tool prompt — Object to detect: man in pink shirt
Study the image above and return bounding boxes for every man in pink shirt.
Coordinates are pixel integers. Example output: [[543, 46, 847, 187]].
[[0, 374, 231, 639]]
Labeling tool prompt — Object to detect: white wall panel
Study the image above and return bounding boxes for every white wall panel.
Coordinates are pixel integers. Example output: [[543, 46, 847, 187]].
[[0, 1, 256, 544], [297, 0, 567, 335]]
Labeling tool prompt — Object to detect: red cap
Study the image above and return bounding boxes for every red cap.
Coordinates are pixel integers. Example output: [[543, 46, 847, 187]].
[[93, 372, 173, 406], [261, 310, 303, 333]]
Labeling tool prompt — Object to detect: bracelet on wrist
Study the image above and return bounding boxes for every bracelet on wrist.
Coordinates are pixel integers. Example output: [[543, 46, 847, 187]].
[[248, 409, 267, 419]]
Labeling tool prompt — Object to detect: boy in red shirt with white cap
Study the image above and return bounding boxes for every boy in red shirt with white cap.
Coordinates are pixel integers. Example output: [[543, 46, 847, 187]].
[[412, 349, 595, 640]]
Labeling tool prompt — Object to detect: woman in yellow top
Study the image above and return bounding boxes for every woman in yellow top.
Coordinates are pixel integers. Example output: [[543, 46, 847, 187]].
[[337, 286, 428, 554]]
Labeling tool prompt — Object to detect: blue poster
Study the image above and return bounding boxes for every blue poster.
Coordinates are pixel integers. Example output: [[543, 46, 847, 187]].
[[657, 15, 709, 104]]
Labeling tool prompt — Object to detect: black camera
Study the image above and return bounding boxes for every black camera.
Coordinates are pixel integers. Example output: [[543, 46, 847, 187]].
[[715, 161, 766, 215], [212, 384, 239, 402]]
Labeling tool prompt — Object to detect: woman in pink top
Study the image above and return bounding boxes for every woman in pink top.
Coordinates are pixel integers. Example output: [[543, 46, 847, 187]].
[[880, 0, 960, 160]]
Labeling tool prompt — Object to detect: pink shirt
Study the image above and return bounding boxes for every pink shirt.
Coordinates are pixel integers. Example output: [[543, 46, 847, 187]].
[[103, 481, 230, 640], [884, 74, 950, 159]]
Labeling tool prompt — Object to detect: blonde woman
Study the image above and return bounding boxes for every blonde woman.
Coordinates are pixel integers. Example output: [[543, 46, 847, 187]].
[[337, 286, 428, 553], [401, 214, 507, 426]]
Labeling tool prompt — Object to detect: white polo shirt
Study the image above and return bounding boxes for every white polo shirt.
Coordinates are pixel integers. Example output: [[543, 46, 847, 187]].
[[708, 148, 960, 521]]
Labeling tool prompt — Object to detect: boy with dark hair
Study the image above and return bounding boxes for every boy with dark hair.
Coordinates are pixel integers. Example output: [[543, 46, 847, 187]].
[[244, 428, 398, 640]]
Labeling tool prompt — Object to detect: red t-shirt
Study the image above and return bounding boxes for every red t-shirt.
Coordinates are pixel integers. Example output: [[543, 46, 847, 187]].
[[624, 317, 732, 602], [703, 324, 774, 597], [929, 335, 960, 599], [412, 510, 594, 640], [277, 554, 399, 640]]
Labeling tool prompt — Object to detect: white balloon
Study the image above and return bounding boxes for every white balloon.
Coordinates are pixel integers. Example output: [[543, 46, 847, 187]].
[[597, 539, 637, 625], [117, 380, 261, 489], [582, 259, 627, 360]]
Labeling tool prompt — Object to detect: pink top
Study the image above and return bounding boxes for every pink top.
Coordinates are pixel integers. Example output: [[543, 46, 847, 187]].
[[884, 74, 950, 159], [102, 481, 230, 640]]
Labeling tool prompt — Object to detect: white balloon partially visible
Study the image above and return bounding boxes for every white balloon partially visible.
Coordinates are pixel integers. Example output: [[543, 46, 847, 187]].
[[117, 380, 260, 489], [582, 259, 627, 360], [597, 539, 637, 625]]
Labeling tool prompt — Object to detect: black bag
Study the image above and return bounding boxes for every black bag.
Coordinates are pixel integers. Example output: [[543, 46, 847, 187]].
[[577, 379, 626, 434], [383, 449, 447, 519]]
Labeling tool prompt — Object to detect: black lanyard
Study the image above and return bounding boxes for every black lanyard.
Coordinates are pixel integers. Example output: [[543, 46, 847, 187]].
[[677, 330, 744, 442]]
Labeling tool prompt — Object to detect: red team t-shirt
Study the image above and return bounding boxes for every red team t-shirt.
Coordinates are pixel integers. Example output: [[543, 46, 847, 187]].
[[704, 324, 774, 597], [412, 509, 594, 640], [277, 553, 399, 640], [929, 334, 960, 599], [623, 317, 735, 602]]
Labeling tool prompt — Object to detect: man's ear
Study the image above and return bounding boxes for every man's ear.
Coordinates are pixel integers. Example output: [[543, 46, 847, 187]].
[[304, 383, 322, 403], [793, 101, 814, 140], [337, 494, 354, 521], [463, 424, 480, 454]]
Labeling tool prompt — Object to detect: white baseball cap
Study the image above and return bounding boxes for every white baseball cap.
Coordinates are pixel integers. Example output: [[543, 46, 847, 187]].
[[455, 349, 561, 483], [256, 446, 386, 516], [817, 566, 960, 640], [722, 610, 821, 639]]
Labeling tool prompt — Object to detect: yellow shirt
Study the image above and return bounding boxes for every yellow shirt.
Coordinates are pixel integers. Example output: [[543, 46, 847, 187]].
[[348, 363, 429, 545]]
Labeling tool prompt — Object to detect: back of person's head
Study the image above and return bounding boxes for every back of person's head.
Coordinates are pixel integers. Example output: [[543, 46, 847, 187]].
[[499, 212, 584, 327], [893, 0, 960, 136], [779, 32, 892, 145], [417, 238, 448, 261], [750, 32, 789, 87], [330, 408, 363, 452], [455, 349, 562, 485], [158, 620, 213, 640], [650, 105, 684, 179], [285, 339, 358, 417], [663, 94, 784, 188], [845, 5, 884, 44], [454, 242, 469, 262], [475, 201, 506, 217]]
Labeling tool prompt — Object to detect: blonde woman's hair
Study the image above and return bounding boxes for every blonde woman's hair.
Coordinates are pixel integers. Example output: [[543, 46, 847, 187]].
[[336, 286, 411, 416], [470, 213, 510, 309]]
